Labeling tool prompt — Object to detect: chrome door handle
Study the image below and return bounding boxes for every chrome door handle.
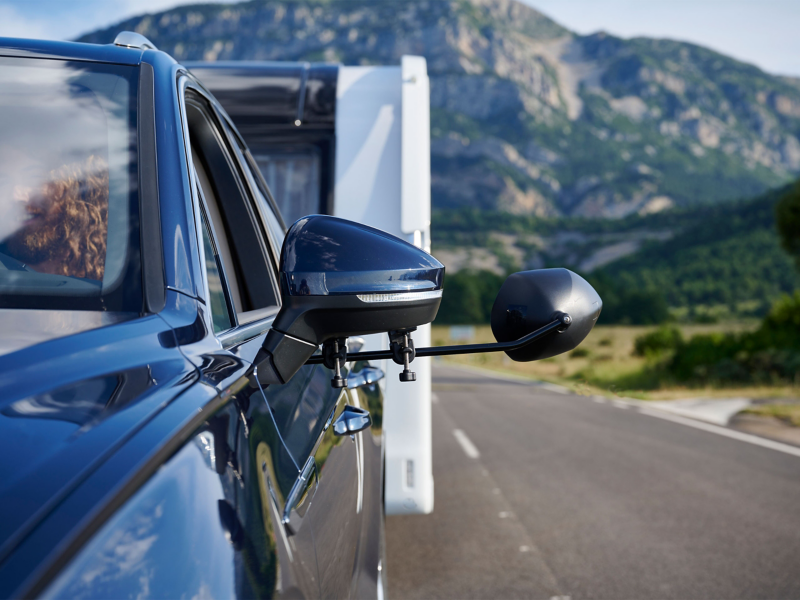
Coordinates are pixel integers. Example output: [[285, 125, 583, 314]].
[[282, 456, 317, 536], [346, 365, 385, 389], [333, 405, 372, 436]]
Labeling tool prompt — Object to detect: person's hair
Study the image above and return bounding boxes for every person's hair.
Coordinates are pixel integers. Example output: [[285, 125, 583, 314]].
[[40, 155, 109, 280]]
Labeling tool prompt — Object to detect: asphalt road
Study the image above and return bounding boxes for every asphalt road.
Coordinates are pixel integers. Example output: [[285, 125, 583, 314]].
[[386, 365, 800, 600]]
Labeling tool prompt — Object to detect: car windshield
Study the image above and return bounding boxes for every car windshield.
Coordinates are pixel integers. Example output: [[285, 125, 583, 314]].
[[0, 57, 141, 311]]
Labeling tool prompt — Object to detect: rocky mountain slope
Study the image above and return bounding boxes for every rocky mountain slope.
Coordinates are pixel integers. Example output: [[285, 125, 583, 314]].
[[80, 0, 800, 218]]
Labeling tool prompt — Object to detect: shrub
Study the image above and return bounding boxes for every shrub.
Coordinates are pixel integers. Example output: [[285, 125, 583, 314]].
[[435, 269, 506, 325], [633, 325, 683, 357], [664, 294, 800, 384], [757, 291, 800, 349]]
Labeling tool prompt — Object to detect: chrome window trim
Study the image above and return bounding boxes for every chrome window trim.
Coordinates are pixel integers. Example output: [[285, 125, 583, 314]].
[[218, 313, 277, 349], [177, 73, 211, 307]]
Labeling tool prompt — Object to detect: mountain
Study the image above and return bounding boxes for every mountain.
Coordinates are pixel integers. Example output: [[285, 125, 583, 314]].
[[79, 0, 800, 219]]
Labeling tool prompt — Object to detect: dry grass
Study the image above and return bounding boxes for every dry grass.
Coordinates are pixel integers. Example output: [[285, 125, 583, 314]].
[[743, 403, 800, 426], [432, 322, 800, 401]]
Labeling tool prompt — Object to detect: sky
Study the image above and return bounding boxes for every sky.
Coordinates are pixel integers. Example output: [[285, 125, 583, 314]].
[[1, 0, 799, 77]]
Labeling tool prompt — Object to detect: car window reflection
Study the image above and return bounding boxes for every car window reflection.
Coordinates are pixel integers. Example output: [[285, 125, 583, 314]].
[[0, 57, 141, 311], [2, 155, 109, 280]]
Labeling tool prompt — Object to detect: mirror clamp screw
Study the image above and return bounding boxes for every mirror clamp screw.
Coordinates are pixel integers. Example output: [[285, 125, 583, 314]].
[[389, 329, 417, 382], [322, 338, 348, 388]]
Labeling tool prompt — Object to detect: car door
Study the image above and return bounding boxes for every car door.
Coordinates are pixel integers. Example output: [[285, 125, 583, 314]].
[[181, 83, 323, 597], [207, 90, 377, 598], [225, 119, 375, 599]]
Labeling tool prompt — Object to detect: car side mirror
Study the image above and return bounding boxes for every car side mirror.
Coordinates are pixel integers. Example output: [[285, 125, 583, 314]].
[[255, 215, 444, 386]]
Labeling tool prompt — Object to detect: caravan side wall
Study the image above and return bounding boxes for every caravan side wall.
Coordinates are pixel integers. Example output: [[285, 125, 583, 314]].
[[335, 58, 434, 515]]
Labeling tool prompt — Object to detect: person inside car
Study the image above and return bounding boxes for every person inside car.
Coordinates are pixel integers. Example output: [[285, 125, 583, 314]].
[[0, 153, 109, 280]]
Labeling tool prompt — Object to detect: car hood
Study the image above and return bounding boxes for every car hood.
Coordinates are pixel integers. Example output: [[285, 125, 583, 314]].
[[0, 313, 196, 566]]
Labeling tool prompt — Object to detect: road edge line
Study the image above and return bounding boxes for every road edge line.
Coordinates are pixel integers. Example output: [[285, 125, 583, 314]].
[[638, 407, 800, 458]]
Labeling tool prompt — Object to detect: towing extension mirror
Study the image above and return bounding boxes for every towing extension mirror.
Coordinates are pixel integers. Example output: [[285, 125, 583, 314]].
[[254, 216, 602, 388], [308, 268, 602, 378]]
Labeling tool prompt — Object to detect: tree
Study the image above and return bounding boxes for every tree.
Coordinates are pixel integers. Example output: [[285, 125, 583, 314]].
[[435, 270, 505, 324], [776, 180, 800, 272]]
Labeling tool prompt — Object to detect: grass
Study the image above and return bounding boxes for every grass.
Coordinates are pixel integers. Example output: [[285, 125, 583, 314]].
[[431, 322, 800, 401], [743, 403, 800, 427]]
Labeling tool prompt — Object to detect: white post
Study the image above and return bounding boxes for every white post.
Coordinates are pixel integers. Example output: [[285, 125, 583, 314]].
[[334, 57, 434, 514]]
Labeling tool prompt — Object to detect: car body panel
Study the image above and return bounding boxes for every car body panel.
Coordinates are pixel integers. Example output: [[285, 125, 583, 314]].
[[147, 51, 203, 300], [0, 37, 385, 599], [0, 37, 144, 65]]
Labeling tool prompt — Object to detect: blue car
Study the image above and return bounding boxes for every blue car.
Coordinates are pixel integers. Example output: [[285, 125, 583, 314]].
[[0, 32, 424, 599], [0, 32, 600, 600]]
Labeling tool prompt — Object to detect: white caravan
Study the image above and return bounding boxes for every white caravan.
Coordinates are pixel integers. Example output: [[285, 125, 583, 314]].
[[190, 56, 435, 515]]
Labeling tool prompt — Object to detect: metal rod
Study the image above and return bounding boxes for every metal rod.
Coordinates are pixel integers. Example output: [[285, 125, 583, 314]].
[[305, 316, 567, 365]]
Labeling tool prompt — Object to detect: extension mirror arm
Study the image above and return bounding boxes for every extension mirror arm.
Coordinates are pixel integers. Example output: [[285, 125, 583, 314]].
[[305, 313, 572, 366]]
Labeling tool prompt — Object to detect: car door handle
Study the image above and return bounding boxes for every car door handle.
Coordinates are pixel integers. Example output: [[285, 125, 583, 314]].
[[282, 456, 317, 536], [346, 365, 384, 389], [333, 405, 372, 436]]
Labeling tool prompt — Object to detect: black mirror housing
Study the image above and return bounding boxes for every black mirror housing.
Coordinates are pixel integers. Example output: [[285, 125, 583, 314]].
[[490, 269, 602, 361], [257, 215, 444, 385]]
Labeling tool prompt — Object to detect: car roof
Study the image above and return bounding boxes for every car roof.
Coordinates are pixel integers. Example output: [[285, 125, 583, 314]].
[[0, 37, 144, 66]]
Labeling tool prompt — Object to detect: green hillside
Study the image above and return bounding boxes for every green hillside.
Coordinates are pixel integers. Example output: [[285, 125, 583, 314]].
[[589, 185, 799, 320], [434, 184, 800, 324]]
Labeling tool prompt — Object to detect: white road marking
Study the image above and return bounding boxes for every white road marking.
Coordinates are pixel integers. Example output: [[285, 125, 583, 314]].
[[431, 393, 439, 404], [592, 396, 607, 404], [611, 400, 630, 409], [520, 545, 531, 552], [638, 408, 800, 458], [498, 511, 511, 519], [453, 429, 481, 459]]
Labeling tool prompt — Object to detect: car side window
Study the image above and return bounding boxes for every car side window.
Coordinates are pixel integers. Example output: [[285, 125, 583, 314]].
[[198, 199, 233, 333], [238, 145, 286, 253], [184, 91, 279, 324]]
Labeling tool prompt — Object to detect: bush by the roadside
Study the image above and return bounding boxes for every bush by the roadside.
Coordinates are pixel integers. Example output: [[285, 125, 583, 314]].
[[665, 292, 800, 385], [633, 325, 683, 357]]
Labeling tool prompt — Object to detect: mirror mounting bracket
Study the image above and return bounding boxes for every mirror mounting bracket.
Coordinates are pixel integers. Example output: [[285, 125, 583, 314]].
[[389, 328, 417, 382], [322, 337, 348, 388], [306, 313, 571, 369]]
